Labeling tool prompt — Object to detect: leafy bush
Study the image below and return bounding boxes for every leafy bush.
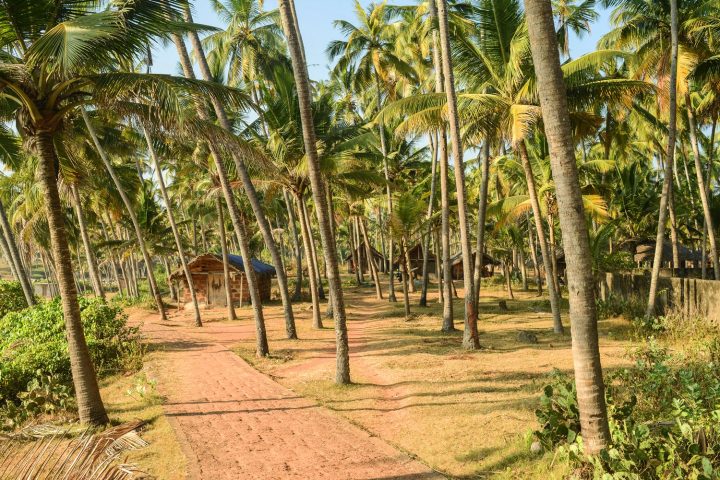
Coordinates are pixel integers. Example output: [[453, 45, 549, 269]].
[[0, 373, 75, 430], [0, 280, 28, 319], [0, 297, 142, 405], [534, 341, 720, 479], [596, 294, 645, 321]]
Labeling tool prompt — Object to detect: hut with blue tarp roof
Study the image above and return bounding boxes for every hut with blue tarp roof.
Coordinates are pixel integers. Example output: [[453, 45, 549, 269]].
[[170, 253, 275, 307]]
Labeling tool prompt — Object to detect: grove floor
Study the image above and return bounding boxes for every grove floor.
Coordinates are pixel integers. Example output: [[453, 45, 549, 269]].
[[134, 276, 636, 479]]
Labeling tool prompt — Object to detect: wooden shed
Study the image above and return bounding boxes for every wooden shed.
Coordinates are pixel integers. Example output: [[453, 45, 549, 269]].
[[394, 243, 436, 278], [450, 251, 499, 280], [344, 246, 386, 274], [170, 253, 275, 307]]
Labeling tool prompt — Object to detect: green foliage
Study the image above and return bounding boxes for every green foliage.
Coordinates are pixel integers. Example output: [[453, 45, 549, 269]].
[[534, 370, 581, 450], [596, 294, 645, 321], [0, 373, 75, 430], [0, 280, 29, 319], [534, 341, 720, 479], [0, 297, 142, 406]]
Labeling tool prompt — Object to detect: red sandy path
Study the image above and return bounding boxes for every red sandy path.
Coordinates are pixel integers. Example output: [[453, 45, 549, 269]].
[[138, 310, 443, 480]]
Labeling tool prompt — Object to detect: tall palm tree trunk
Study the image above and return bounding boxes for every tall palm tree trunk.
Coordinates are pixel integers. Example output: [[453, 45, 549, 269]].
[[360, 217, 383, 299], [430, 0, 453, 331], [70, 184, 105, 300], [217, 198, 237, 321], [686, 92, 720, 278], [420, 132, 439, 307], [518, 142, 563, 333], [82, 111, 166, 320], [98, 218, 124, 297], [523, 0, 611, 453], [183, 8, 297, 340], [302, 198, 326, 300], [374, 73, 398, 303], [472, 142, 491, 310], [0, 215, 20, 282], [295, 191, 323, 329], [280, 0, 351, 384], [35, 131, 108, 425], [527, 212, 543, 295], [283, 189, 303, 301], [436, 0, 478, 349], [0, 198, 34, 304], [647, 0, 679, 317], [143, 125, 202, 326], [400, 237, 411, 319], [171, 33, 269, 354]]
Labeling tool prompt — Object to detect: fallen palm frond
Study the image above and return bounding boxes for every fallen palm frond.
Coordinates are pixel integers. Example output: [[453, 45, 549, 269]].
[[0, 421, 150, 480]]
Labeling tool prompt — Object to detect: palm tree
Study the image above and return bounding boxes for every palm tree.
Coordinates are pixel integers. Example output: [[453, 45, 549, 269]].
[[279, 0, 351, 384], [0, 0, 192, 425], [182, 5, 297, 341], [142, 125, 202, 327], [436, 0, 480, 349], [82, 111, 167, 321], [169, 30, 271, 355], [522, 0, 611, 454], [328, 1, 417, 304]]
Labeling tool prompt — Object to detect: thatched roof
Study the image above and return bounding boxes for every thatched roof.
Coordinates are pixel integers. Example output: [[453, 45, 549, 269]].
[[343, 245, 385, 262], [450, 251, 499, 267]]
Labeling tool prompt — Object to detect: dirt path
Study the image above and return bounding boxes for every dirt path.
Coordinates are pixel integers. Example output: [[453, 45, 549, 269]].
[[138, 309, 443, 480]]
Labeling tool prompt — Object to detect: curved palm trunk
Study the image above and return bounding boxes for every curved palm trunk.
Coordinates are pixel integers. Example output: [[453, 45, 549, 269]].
[[0, 217, 20, 283], [143, 125, 202, 327], [283, 189, 303, 301], [518, 142, 563, 333], [523, 0, 611, 453], [420, 132, 439, 307], [70, 184, 105, 300], [0, 198, 34, 304], [374, 72, 397, 303], [527, 212, 543, 295], [82, 111, 166, 320], [647, 0, 679, 317], [98, 218, 124, 297], [302, 199, 326, 301], [295, 191, 323, 329], [437, 0, 478, 347], [183, 9, 296, 340], [280, 0, 351, 384], [472, 142, 491, 310], [171, 33, 269, 354], [686, 91, 720, 278], [360, 217, 383, 299], [217, 198, 237, 321], [35, 131, 108, 425]]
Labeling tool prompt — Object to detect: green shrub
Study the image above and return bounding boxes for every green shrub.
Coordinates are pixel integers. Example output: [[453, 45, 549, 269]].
[[596, 294, 645, 321], [0, 297, 142, 404], [0, 373, 75, 430], [0, 280, 28, 319], [534, 341, 720, 479]]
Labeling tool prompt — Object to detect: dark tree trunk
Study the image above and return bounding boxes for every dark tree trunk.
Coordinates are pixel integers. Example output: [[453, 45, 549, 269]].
[[35, 131, 107, 425], [523, 0, 611, 453], [280, 0, 351, 384], [0, 198, 34, 304]]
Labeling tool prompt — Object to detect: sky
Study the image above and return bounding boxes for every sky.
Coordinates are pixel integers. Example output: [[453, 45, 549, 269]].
[[152, 0, 615, 81]]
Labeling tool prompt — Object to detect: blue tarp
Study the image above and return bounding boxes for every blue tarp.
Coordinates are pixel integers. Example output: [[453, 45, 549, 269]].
[[223, 254, 276, 276]]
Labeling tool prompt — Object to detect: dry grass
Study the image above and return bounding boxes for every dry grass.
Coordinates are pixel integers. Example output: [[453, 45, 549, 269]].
[[234, 276, 635, 478], [99, 357, 187, 480]]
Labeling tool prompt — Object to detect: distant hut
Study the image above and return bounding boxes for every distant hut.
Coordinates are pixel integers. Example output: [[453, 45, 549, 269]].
[[449, 251, 499, 280], [622, 239, 703, 269], [344, 246, 386, 274], [170, 253, 275, 307], [393, 243, 436, 278]]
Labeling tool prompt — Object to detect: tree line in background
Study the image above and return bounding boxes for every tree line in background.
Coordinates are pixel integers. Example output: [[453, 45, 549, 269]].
[[1, 0, 719, 455]]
